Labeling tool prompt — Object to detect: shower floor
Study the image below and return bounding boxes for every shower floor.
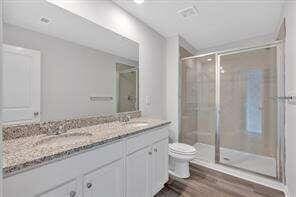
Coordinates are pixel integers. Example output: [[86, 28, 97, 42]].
[[192, 143, 276, 177]]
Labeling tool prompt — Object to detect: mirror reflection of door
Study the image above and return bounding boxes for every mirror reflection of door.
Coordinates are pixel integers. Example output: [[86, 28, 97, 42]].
[[2, 44, 41, 124], [116, 63, 138, 113]]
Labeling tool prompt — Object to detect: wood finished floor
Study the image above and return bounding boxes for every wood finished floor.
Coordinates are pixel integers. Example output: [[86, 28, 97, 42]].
[[155, 165, 285, 197]]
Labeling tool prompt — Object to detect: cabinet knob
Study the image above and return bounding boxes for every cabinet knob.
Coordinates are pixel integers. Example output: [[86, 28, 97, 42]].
[[69, 191, 76, 197], [148, 151, 152, 155], [87, 182, 92, 189], [154, 148, 157, 152]]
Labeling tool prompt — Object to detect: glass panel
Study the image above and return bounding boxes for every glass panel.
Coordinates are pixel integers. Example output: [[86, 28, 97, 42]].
[[180, 54, 216, 163], [246, 69, 263, 134], [116, 64, 138, 113], [219, 47, 278, 177]]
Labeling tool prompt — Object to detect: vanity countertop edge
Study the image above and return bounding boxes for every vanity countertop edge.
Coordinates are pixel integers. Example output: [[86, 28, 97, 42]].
[[3, 118, 171, 177]]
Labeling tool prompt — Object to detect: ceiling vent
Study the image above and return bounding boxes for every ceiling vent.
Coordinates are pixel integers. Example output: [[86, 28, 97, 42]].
[[40, 17, 50, 23], [178, 6, 198, 18]]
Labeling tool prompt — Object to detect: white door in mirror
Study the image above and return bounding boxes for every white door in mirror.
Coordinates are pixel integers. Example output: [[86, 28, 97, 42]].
[[2, 44, 41, 124]]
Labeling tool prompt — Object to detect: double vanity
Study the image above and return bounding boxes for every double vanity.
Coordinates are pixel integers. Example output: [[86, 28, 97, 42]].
[[3, 1, 170, 197], [3, 117, 170, 197]]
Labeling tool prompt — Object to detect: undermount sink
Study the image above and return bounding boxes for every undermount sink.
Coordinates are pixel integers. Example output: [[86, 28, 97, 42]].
[[124, 122, 149, 127], [34, 132, 93, 147]]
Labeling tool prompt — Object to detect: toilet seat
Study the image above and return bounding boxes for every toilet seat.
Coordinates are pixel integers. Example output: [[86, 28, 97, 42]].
[[168, 143, 197, 178], [169, 143, 196, 155]]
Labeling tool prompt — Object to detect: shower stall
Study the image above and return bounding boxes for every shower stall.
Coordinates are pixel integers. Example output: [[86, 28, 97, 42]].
[[180, 42, 285, 182]]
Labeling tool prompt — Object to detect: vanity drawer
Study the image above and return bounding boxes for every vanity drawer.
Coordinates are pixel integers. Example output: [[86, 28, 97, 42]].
[[126, 127, 169, 155]]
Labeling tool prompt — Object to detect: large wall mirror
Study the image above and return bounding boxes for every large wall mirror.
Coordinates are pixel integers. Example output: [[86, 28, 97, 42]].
[[2, 0, 139, 124]]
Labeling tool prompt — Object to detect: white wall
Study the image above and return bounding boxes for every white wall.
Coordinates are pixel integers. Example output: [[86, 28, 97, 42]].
[[165, 36, 179, 142], [4, 23, 138, 121], [283, 2, 296, 197], [48, 0, 166, 119]]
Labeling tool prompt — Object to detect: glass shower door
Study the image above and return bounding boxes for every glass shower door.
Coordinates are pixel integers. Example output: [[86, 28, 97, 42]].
[[180, 54, 216, 163], [217, 46, 282, 178]]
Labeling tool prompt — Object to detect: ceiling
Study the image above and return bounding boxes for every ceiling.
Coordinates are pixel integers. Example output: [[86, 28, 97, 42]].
[[4, 0, 139, 61], [114, 0, 284, 51]]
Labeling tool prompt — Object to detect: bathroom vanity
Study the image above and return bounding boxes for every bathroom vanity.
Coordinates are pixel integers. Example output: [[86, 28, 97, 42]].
[[2, 2, 170, 197], [3, 118, 170, 197]]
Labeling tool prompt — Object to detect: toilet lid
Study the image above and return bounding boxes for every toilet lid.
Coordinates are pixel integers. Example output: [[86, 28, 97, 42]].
[[169, 143, 196, 155]]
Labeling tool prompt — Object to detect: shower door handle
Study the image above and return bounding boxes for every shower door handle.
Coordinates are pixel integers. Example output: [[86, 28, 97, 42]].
[[275, 95, 296, 105], [278, 96, 293, 100], [273, 96, 293, 100]]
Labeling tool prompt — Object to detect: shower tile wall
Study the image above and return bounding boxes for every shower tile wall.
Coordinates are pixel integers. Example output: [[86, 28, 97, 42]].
[[220, 47, 277, 158]]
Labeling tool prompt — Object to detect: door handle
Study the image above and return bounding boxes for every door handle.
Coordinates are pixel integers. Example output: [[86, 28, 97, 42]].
[[271, 96, 293, 100], [277, 96, 293, 100]]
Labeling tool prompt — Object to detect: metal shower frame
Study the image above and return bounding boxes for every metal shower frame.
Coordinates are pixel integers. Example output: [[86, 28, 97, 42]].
[[180, 40, 285, 182]]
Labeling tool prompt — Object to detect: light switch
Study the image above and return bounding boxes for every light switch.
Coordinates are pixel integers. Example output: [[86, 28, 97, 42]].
[[145, 96, 151, 106]]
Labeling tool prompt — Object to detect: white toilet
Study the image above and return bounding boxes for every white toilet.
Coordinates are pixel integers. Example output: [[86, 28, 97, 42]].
[[168, 143, 197, 178]]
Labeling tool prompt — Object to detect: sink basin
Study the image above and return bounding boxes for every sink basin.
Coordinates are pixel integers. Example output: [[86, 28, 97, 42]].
[[125, 122, 149, 127], [34, 132, 93, 147]]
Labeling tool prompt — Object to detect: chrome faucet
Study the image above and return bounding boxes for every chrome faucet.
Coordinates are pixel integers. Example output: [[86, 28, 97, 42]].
[[120, 114, 131, 123]]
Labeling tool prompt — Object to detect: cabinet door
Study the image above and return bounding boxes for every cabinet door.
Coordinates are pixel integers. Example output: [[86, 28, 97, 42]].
[[152, 138, 169, 195], [38, 180, 78, 197], [84, 159, 124, 197], [126, 146, 151, 197]]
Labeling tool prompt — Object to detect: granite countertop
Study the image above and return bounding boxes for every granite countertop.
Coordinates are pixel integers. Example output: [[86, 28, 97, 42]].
[[3, 117, 170, 177]]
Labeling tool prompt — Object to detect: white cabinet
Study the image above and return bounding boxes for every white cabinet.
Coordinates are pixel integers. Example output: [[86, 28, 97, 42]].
[[126, 130, 169, 197], [84, 159, 124, 197], [4, 141, 124, 197], [126, 146, 151, 197], [151, 138, 169, 195], [38, 180, 77, 197], [4, 126, 169, 197]]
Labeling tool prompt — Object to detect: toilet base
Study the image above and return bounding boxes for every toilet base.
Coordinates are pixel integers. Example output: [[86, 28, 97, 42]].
[[169, 157, 190, 178]]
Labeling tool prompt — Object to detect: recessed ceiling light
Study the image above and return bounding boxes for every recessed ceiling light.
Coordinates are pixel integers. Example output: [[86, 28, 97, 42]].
[[134, 0, 144, 4], [207, 58, 212, 62], [40, 17, 50, 23], [178, 6, 198, 18]]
